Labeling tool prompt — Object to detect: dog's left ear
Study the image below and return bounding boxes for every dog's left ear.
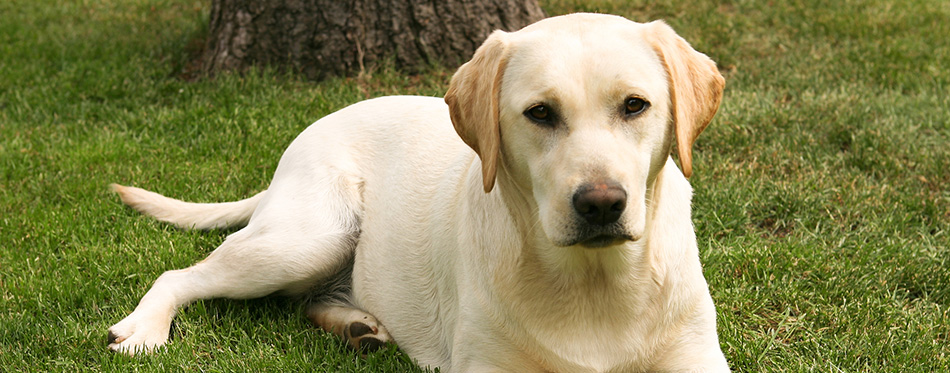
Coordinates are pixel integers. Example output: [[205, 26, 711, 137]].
[[445, 30, 510, 193], [647, 21, 725, 178]]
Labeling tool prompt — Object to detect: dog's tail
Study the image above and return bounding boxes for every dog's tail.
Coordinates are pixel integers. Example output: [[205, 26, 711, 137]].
[[110, 184, 266, 230]]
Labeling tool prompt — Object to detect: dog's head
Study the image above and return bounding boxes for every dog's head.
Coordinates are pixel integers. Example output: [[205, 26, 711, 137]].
[[446, 14, 724, 249]]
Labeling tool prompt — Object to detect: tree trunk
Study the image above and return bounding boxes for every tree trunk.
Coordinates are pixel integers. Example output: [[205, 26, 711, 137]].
[[201, 0, 545, 80]]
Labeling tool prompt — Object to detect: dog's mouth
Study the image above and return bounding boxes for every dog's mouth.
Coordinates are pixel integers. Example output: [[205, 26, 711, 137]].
[[548, 216, 641, 249], [577, 234, 635, 249], [558, 225, 638, 249]]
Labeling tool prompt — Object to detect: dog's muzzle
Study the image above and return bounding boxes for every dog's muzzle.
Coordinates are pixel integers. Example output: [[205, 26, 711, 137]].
[[569, 180, 635, 248], [572, 181, 626, 226]]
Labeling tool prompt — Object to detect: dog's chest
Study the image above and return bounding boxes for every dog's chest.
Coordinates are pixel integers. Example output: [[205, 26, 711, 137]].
[[485, 271, 666, 370]]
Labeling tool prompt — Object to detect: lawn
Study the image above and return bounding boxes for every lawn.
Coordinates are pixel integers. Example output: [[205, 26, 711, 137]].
[[1, 0, 948, 371]]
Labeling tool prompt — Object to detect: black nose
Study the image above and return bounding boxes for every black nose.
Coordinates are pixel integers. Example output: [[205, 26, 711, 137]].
[[572, 181, 627, 226]]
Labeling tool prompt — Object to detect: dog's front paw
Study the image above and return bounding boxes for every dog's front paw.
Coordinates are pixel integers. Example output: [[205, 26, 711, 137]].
[[106, 312, 172, 355]]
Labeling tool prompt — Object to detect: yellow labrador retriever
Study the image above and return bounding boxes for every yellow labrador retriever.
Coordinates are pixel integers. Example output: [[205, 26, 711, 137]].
[[107, 13, 728, 372]]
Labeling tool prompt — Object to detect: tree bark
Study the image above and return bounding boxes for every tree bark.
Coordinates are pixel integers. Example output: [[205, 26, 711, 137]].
[[202, 0, 545, 80]]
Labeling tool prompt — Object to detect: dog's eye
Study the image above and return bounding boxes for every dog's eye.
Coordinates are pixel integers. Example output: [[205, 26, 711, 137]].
[[624, 97, 649, 116], [524, 104, 555, 125]]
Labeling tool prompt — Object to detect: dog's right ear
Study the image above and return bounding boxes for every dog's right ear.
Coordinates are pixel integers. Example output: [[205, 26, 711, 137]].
[[445, 30, 510, 193]]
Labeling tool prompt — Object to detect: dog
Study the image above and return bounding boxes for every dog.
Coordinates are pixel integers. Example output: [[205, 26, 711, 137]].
[[106, 13, 728, 372]]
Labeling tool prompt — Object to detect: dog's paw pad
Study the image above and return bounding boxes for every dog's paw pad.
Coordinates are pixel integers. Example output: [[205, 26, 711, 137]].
[[107, 330, 123, 345], [357, 336, 387, 352], [348, 321, 376, 338], [343, 318, 392, 352], [308, 305, 394, 353]]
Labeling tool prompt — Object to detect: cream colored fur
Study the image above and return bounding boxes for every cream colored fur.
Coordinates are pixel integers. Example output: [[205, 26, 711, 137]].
[[107, 13, 728, 372]]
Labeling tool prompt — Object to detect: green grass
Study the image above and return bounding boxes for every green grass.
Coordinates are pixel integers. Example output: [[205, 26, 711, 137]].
[[1, 0, 947, 371]]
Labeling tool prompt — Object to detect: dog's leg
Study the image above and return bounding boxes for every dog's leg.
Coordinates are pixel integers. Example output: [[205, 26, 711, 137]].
[[109, 232, 352, 354], [107, 228, 356, 354], [307, 303, 393, 353], [108, 173, 363, 354]]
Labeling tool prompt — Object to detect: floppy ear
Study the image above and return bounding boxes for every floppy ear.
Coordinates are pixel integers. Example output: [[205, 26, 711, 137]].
[[444, 30, 510, 193], [647, 21, 725, 178]]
